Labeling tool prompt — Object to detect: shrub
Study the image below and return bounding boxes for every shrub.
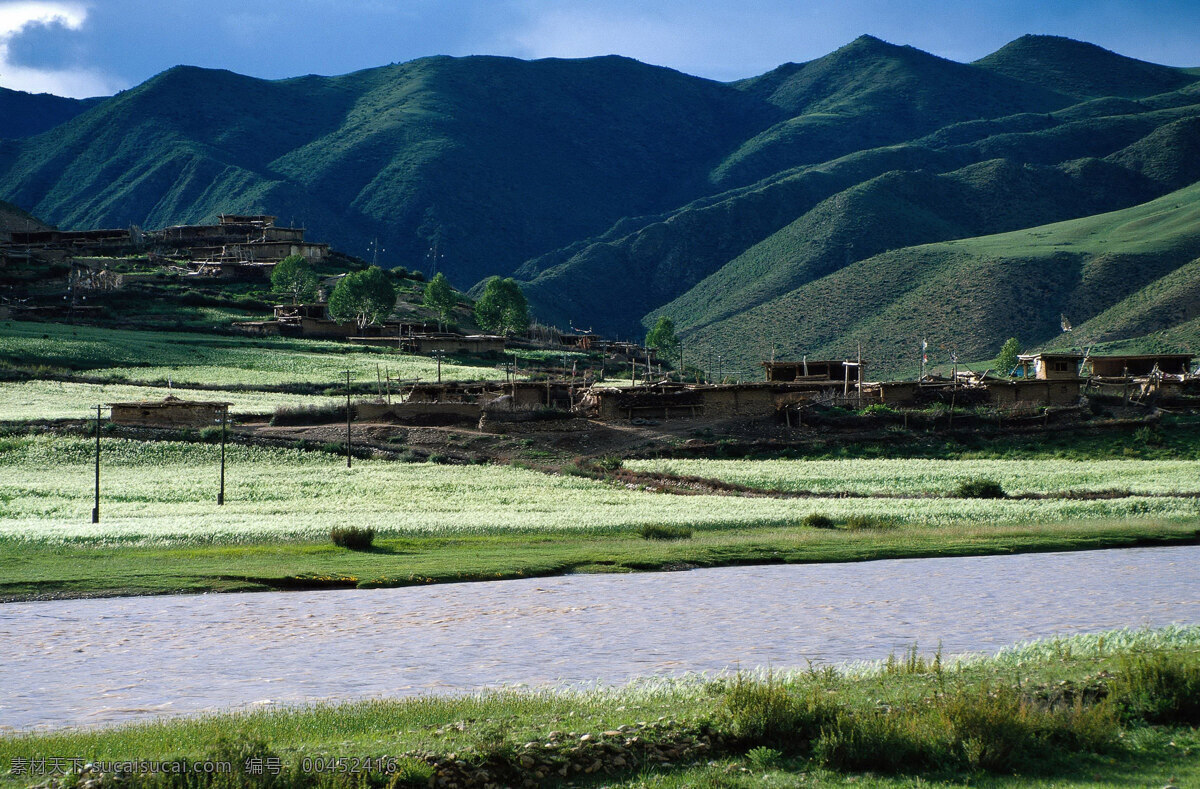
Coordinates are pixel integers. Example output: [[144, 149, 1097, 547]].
[[859, 403, 898, 417], [1111, 649, 1200, 724], [639, 524, 693, 540], [803, 513, 835, 529], [942, 684, 1117, 772], [745, 746, 783, 769], [814, 708, 948, 773], [330, 526, 375, 551], [955, 477, 1006, 499], [724, 673, 838, 751]]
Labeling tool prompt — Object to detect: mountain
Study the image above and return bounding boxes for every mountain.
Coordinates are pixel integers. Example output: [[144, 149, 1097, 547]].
[[0, 87, 104, 139], [1, 35, 1199, 372], [0, 198, 50, 240]]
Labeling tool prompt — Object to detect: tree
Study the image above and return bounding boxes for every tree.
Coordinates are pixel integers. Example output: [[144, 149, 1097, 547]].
[[270, 254, 317, 304], [996, 337, 1021, 375], [328, 266, 396, 329], [422, 272, 457, 331], [645, 315, 680, 359], [473, 277, 529, 336]]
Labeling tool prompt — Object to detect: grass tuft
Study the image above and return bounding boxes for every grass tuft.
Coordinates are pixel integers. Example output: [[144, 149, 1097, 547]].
[[329, 526, 375, 551], [639, 524, 694, 540]]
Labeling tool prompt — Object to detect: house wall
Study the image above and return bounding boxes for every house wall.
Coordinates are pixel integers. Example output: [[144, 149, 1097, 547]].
[[988, 380, 1081, 406], [110, 403, 225, 427]]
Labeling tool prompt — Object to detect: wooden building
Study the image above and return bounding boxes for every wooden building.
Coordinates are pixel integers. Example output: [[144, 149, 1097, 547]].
[[1087, 354, 1195, 377], [1017, 353, 1085, 380]]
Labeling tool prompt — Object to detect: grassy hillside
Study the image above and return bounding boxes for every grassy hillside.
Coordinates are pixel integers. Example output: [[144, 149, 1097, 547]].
[[676, 180, 1200, 375], [523, 99, 1200, 338], [0, 56, 769, 288], [3, 35, 1200, 367], [0, 87, 102, 139], [974, 34, 1198, 99]]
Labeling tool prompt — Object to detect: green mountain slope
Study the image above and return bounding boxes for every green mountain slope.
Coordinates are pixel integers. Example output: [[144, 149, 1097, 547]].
[[975, 35, 1198, 100], [0, 56, 770, 287], [0, 87, 103, 139], [680, 181, 1200, 376], [521, 99, 1200, 338], [2, 34, 1199, 367]]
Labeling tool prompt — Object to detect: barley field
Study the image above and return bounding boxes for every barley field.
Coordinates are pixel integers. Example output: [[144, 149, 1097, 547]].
[[0, 380, 342, 421], [625, 457, 1200, 496], [2, 435, 1198, 545]]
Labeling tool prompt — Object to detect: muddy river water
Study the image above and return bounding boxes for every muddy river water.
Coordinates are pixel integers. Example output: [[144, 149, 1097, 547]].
[[3, 545, 1198, 730]]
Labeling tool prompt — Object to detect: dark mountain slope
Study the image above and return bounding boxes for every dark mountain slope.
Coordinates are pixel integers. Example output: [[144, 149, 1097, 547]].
[[0, 56, 771, 286], [0, 198, 49, 238], [0, 87, 104, 139], [975, 35, 1198, 100]]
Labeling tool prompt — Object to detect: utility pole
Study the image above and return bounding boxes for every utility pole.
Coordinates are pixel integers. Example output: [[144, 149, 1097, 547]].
[[432, 350, 444, 383], [218, 405, 227, 505], [92, 405, 101, 524], [345, 370, 353, 469]]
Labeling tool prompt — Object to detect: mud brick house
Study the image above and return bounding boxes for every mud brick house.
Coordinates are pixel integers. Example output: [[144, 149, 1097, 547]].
[[109, 397, 230, 427]]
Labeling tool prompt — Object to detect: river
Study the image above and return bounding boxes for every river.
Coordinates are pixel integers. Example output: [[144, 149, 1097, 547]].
[[2, 545, 1197, 731]]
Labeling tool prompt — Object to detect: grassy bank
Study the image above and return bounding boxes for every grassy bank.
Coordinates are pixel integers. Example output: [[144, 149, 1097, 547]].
[[5, 518, 1197, 600], [2, 628, 1197, 788]]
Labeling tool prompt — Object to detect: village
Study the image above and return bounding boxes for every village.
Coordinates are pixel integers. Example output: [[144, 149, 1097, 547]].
[[4, 215, 1198, 447]]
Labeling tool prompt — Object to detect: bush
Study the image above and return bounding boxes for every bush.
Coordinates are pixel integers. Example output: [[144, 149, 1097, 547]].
[[330, 526, 375, 551], [1111, 649, 1200, 724], [956, 478, 1006, 499], [942, 684, 1117, 772], [803, 513, 835, 529], [724, 673, 838, 751], [639, 524, 693, 540], [814, 708, 948, 773], [859, 403, 898, 417]]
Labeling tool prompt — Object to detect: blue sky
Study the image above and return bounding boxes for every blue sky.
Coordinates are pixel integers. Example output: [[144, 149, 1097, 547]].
[[1, 0, 1198, 98]]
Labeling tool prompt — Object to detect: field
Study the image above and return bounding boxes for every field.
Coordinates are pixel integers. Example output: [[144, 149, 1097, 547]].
[[2, 431, 1198, 599], [5, 435, 1200, 547], [625, 457, 1200, 496], [1, 627, 1197, 788], [0, 321, 506, 388], [0, 380, 341, 420]]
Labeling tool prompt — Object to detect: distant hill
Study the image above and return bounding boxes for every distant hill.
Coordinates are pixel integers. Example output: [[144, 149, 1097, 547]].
[[1, 35, 1199, 372], [0, 87, 104, 139], [0, 198, 50, 240]]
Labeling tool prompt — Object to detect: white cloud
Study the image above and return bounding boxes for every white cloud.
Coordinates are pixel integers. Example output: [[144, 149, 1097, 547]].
[[0, 1, 122, 97]]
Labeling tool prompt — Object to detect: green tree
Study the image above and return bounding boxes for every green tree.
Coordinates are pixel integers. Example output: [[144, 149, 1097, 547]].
[[646, 315, 680, 359], [473, 277, 530, 336], [328, 266, 397, 329], [422, 272, 457, 331], [270, 254, 317, 304], [996, 337, 1021, 375]]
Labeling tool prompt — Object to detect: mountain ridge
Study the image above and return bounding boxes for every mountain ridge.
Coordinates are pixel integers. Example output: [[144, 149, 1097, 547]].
[[3, 35, 1200, 370]]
